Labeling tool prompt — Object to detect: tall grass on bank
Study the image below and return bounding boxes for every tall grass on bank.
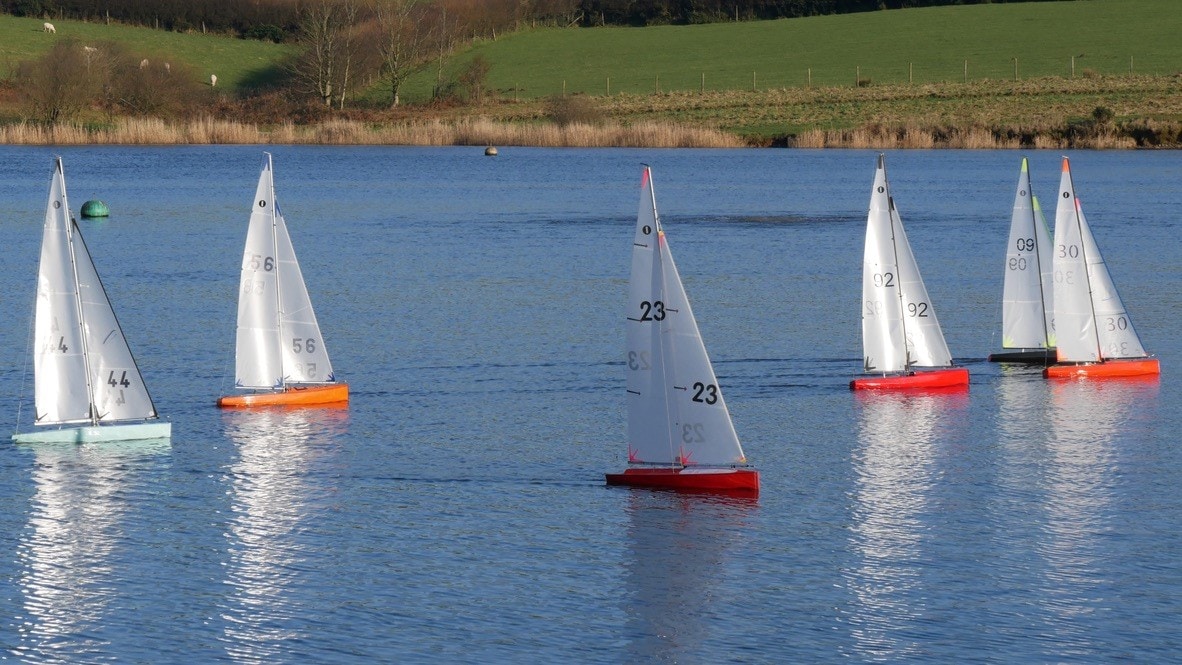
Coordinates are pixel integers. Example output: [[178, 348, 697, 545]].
[[791, 123, 1138, 149], [0, 117, 743, 148]]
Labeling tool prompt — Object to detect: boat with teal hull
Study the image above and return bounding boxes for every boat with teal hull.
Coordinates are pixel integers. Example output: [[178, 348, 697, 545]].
[[12, 158, 169, 445], [13, 422, 171, 444]]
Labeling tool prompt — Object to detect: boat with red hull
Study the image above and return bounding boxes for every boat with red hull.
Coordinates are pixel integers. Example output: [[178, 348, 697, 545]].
[[1043, 158, 1159, 382], [607, 166, 758, 495], [850, 367, 969, 391], [606, 467, 759, 494], [852, 155, 969, 392]]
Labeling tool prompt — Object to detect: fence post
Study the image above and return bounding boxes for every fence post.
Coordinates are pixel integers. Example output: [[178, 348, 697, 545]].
[[606, 77, 610, 95], [1013, 57, 1018, 81], [963, 59, 967, 83], [856, 66, 859, 86], [656, 74, 660, 93], [752, 71, 756, 92], [909, 62, 912, 84], [701, 72, 705, 94], [1070, 56, 1075, 78], [562, 80, 566, 97]]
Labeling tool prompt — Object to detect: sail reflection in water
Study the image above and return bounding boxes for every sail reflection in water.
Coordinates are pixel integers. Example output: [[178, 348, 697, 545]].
[[219, 407, 348, 660], [14, 440, 169, 660], [844, 390, 966, 659], [621, 491, 754, 661], [1037, 378, 1158, 656]]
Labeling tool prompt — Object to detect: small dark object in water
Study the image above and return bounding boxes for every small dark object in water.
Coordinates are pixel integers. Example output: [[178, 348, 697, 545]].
[[485, 146, 498, 156]]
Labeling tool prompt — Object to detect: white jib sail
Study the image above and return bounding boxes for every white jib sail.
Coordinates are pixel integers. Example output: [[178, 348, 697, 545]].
[[625, 167, 746, 467], [1001, 158, 1055, 349], [890, 195, 953, 368], [34, 159, 157, 425], [34, 160, 92, 424], [72, 219, 158, 422], [274, 205, 335, 384], [1076, 200, 1146, 360], [234, 154, 335, 389]]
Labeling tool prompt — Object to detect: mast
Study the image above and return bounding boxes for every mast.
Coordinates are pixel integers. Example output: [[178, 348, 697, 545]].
[[884, 184, 912, 369], [266, 153, 286, 390], [59, 160, 98, 425]]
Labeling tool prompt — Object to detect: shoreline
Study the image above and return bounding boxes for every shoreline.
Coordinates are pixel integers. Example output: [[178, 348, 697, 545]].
[[0, 117, 1170, 149]]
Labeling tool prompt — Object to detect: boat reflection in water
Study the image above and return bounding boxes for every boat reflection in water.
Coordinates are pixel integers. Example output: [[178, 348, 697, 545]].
[[620, 490, 755, 662], [1037, 376, 1158, 655], [218, 406, 348, 660], [844, 389, 967, 659], [13, 439, 169, 660]]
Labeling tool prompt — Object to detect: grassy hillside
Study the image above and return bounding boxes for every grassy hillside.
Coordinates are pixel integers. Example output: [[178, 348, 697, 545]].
[[403, 0, 1182, 103], [0, 15, 293, 90]]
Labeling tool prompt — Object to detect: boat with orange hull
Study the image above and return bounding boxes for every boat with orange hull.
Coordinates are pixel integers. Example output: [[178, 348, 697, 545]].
[[606, 467, 759, 494], [217, 383, 349, 407], [218, 153, 348, 408], [1044, 358, 1160, 380], [852, 155, 968, 392], [850, 367, 969, 391], [607, 166, 758, 495], [1043, 158, 1159, 382]]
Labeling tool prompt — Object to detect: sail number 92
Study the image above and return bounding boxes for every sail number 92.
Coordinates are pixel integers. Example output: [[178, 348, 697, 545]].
[[872, 272, 895, 288]]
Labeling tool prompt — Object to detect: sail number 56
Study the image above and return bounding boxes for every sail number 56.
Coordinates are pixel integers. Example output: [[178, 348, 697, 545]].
[[247, 254, 275, 271], [292, 338, 317, 354]]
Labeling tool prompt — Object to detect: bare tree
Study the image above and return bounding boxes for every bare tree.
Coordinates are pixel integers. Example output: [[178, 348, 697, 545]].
[[292, 0, 348, 107], [373, 0, 436, 108], [15, 39, 102, 124]]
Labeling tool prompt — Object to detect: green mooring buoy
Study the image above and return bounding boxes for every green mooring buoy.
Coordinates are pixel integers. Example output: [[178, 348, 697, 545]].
[[80, 200, 109, 218]]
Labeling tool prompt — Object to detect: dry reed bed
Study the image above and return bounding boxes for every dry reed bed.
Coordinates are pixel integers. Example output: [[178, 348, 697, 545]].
[[792, 124, 1138, 149], [0, 117, 743, 148]]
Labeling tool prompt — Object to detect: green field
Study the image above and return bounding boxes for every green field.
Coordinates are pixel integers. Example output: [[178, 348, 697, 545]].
[[0, 15, 293, 90], [401, 0, 1182, 103]]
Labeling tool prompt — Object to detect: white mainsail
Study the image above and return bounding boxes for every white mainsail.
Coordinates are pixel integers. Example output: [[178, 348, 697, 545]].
[[625, 167, 746, 467], [1052, 158, 1146, 362], [234, 154, 335, 389], [33, 158, 159, 425], [861, 155, 953, 373], [1001, 158, 1055, 349]]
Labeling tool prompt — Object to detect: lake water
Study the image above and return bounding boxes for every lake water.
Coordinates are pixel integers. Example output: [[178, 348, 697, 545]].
[[0, 146, 1178, 662]]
